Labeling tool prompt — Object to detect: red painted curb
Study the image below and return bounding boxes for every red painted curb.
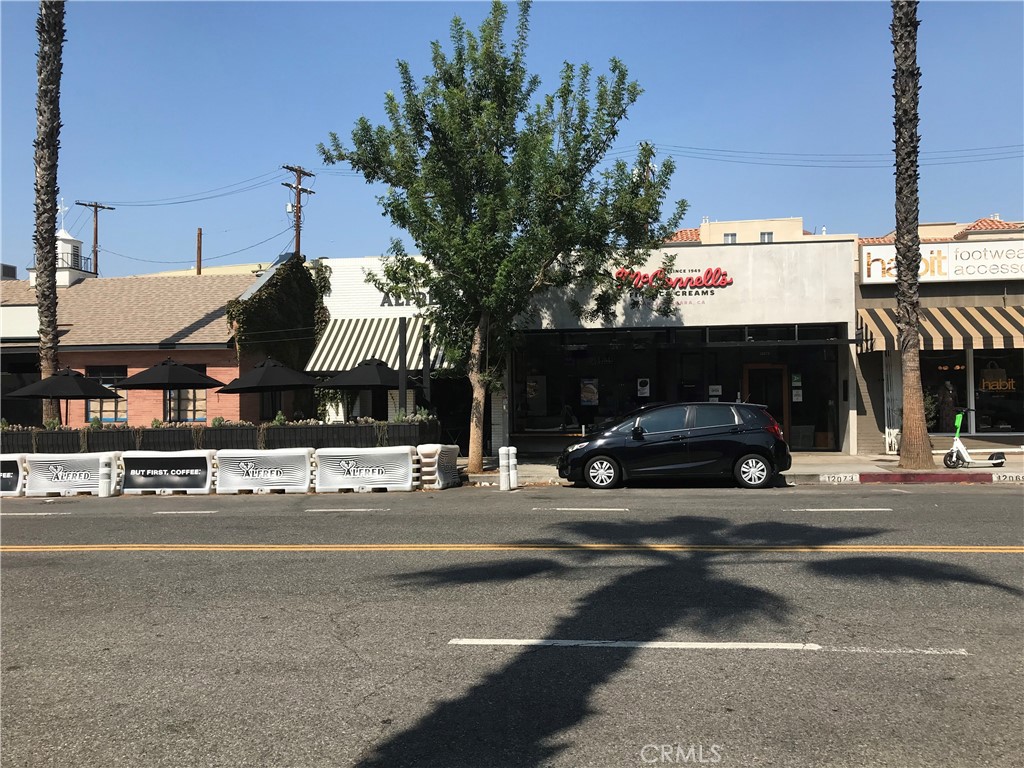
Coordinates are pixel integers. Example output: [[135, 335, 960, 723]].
[[858, 472, 993, 484]]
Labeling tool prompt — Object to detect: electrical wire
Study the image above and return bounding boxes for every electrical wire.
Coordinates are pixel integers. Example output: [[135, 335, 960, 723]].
[[98, 226, 293, 265], [96, 170, 287, 206]]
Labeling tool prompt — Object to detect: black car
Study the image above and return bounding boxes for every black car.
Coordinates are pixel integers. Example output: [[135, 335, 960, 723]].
[[556, 401, 792, 489]]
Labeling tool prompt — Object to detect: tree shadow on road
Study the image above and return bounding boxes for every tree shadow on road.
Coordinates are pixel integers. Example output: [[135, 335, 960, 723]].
[[357, 516, 1016, 767]]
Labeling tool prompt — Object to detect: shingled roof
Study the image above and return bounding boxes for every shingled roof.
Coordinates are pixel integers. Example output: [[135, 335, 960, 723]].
[[0, 273, 255, 348]]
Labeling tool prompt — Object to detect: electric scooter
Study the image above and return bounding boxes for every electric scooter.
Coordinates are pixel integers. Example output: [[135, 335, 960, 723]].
[[942, 408, 1006, 469]]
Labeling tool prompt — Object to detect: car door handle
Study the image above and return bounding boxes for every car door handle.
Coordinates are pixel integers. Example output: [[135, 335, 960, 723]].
[[671, 435, 685, 441]]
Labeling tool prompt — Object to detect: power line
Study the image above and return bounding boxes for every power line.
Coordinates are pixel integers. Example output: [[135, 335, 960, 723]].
[[96, 170, 287, 206], [99, 226, 293, 266]]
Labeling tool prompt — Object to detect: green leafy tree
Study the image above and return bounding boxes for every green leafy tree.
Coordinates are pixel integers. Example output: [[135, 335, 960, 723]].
[[33, 0, 66, 424], [891, 0, 933, 468], [320, 1, 686, 472]]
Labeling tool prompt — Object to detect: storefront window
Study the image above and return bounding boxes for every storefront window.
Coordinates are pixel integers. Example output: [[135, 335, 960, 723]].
[[919, 351, 967, 433], [974, 351, 1023, 433]]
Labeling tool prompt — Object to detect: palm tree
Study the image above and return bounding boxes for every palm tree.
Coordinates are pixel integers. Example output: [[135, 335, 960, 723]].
[[891, 0, 933, 469], [33, 0, 66, 424]]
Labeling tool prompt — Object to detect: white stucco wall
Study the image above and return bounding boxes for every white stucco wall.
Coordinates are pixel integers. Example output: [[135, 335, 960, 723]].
[[525, 240, 857, 330]]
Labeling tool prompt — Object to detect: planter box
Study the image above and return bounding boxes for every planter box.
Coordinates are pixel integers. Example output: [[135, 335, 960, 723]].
[[0, 432, 34, 454], [198, 427, 258, 451], [34, 430, 84, 453], [84, 429, 137, 453], [139, 428, 195, 452], [264, 425, 324, 450]]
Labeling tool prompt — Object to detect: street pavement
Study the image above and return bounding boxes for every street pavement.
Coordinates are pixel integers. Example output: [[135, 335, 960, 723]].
[[1, 486, 1022, 768], [469, 450, 1024, 487]]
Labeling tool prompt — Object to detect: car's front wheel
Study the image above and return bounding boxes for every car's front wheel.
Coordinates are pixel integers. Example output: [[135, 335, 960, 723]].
[[734, 453, 773, 489], [584, 456, 621, 489]]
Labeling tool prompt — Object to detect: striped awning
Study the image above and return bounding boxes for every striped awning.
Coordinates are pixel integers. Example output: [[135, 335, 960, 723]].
[[857, 306, 1024, 352], [305, 316, 446, 374]]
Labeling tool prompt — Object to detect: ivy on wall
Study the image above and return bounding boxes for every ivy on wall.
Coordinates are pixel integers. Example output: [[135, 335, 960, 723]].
[[226, 255, 331, 367], [225, 255, 332, 417]]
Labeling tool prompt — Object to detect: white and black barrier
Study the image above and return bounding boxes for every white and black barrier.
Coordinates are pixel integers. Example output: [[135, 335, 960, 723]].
[[417, 444, 461, 489], [315, 446, 420, 492], [215, 448, 314, 494], [0, 454, 26, 497], [121, 450, 216, 495], [23, 452, 119, 497]]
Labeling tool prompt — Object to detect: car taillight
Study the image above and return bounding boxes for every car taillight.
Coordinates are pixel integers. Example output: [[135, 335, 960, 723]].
[[764, 416, 783, 439]]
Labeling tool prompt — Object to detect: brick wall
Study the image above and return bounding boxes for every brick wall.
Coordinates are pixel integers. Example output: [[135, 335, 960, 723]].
[[59, 350, 243, 427]]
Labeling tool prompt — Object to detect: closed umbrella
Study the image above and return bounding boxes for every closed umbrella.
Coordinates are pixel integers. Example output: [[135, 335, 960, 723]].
[[113, 358, 225, 422], [7, 367, 121, 425]]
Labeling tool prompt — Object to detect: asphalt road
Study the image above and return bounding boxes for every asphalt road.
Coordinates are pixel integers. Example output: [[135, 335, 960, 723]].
[[1, 484, 1022, 768]]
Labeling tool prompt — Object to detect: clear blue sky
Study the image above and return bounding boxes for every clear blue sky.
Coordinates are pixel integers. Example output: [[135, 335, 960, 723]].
[[2, 1, 1022, 279]]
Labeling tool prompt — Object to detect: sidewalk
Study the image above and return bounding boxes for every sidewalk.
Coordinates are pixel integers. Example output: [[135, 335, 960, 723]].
[[463, 450, 1024, 487]]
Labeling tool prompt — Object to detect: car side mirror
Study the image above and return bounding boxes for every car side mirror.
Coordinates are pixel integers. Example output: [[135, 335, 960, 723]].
[[631, 426, 644, 441]]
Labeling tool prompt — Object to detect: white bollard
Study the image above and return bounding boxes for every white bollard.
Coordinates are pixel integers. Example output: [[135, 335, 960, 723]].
[[498, 446, 510, 491], [99, 456, 112, 498], [508, 446, 519, 489]]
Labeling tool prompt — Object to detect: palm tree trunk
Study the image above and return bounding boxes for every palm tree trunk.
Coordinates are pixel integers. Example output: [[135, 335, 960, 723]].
[[34, 0, 66, 424], [891, 0, 933, 469], [466, 314, 489, 474]]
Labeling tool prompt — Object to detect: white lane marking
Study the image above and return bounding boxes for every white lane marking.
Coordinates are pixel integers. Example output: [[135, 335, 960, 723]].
[[785, 508, 893, 512], [450, 639, 818, 650], [152, 510, 216, 515], [823, 646, 969, 656], [1, 511, 72, 517], [307, 508, 390, 513], [531, 507, 630, 512], [449, 639, 969, 655]]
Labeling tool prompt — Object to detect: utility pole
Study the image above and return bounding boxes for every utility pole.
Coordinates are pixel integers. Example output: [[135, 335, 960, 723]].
[[282, 165, 315, 260], [74, 200, 114, 274], [196, 227, 203, 275]]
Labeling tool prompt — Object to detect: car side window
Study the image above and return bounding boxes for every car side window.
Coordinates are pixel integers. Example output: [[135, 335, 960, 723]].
[[637, 406, 687, 434], [691, 405, 739, 428]]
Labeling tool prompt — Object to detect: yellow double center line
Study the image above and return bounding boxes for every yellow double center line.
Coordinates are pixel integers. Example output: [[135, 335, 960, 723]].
[[2, 544, 1022, 554]]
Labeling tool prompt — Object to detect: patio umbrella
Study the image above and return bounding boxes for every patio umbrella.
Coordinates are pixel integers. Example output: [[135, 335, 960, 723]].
[[6, 367, 121, 425], [217, 358, 320, 419], [217, 357, 319, 394], [113, 358, 226, 390], [113, 358, 225, 422], [319, 358, 416, 390]]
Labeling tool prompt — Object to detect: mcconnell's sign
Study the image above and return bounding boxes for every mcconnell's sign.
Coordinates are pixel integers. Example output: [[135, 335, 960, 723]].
[[615, 267, 735, 295]]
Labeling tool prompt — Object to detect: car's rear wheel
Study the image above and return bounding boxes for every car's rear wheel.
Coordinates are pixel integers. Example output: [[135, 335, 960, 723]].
[[734, 453, 773, 489], [584, 456, 621, 489]]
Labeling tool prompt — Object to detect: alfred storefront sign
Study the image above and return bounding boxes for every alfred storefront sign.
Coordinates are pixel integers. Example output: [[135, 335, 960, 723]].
[[861, 239, 1024, 284], [122, 450, 214, 494]]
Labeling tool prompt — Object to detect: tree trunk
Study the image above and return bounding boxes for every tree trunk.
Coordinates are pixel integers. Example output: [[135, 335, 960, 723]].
[[34, 0, 65, 424], [891, 0, 933, 469], [466, 315, 488, 474]]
